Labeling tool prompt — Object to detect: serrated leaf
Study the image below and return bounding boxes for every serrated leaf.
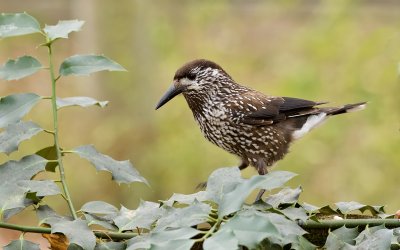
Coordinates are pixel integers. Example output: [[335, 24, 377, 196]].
[[19, 180, 61, 196], [0, 155, 47, 220], [335, 201, 385, 216], [325, 226, 359, 249], [279, 206, 308, 222], [114, 201, 163, 231], [0, 13, 40, 38], [50, 218, 96, 250], [72, 145, 147, 184], [155, 201, 211, 230], [301, 202, 320, 213], [205, 167, 242, 204], [0, 56, 42, 81], [57, 96, 108, 109], [95, 242, 126, 250], [220, 211, 280, 249], [0, 93, 41, 129], [81, 201, 118, 215], [255, 211, 307, 246], [84, 213, 117, 231], [127, 234, 150, 250], [203, 229, 239, 250], [218, 171, 296, 217], [149, 227, 199, 244], [36, 145, 58, 172], [319, 205, 339, 215], [354, 225, 386, 244], [3, 238, 40, 250], [265, 186, 302, 208], [355, 228, 393, 249], [59, 55, 126, 76], [44, 20, 84, 41], [36, 205, 69, 225], [162, 191, 208, 206], [127, 228, 199, 250], [0, 121, 42, 155], [151, 239, 195, 250], [291, 235, 317, 250]]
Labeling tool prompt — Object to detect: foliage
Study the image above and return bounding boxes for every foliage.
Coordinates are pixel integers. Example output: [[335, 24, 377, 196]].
[[0, 12, 399, 250]]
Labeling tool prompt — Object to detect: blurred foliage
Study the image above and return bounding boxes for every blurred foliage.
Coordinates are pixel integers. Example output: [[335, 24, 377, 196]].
[[0, 0, 399, 244]]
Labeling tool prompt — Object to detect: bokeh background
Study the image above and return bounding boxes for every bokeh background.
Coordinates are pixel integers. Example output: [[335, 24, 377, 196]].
[[1, 0, 399, 245]]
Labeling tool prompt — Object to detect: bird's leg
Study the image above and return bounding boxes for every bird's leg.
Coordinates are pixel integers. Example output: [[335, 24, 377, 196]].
[[255, 161, 268, 202]]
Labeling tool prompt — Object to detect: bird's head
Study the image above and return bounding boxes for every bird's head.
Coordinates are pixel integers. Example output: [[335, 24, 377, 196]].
[[155, 59, 231, 110]]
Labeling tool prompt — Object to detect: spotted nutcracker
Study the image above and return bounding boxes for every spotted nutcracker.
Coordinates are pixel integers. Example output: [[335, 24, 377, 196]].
[[156, 59, 366, 200]]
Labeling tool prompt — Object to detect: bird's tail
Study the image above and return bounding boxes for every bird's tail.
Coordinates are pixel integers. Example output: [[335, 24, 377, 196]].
[[323, 102, 367, 116]]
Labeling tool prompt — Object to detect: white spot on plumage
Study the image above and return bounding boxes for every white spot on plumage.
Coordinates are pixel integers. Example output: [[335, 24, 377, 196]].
[[292, 113, 327, 140]]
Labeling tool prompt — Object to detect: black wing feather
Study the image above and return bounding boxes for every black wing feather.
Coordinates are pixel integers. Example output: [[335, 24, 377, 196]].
[[236, 93, 325, 126]]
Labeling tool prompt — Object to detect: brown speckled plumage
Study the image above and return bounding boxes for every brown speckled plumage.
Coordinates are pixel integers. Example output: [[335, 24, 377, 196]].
[[156, 59, 366, 184]]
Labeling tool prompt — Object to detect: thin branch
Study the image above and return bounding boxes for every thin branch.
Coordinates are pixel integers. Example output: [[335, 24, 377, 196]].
[[0, 222, 137, 240], [47, 44, 77, 220], [299, 218, 400, 229]]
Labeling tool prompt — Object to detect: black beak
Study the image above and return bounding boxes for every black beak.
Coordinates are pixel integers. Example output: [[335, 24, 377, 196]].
[[155, 83, 185, 110]]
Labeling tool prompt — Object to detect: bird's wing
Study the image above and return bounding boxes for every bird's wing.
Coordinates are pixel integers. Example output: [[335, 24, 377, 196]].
[[227, 91, 326, 126]]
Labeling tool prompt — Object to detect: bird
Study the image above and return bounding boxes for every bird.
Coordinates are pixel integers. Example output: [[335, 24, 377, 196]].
[[155, 59, 366, 200]]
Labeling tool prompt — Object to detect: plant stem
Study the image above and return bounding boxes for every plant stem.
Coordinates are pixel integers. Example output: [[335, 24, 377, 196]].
[[47, 44, 77, 220], [299, 218, 400, 229], [0, 222, 137, 240]]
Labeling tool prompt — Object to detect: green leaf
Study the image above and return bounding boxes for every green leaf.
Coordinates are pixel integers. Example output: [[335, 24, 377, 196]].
[[264, 186, 302, 208], [205, 167, 242, 204], [3, 238, 40, 250], [19, 180, 61, 196], [155, 201, 211, 230], [319, 205, 339, 215], [279, 206, 308, 222], [0, 121, 42, 155], [325, 226, 359, 249], [355, 228, 393, 249], [203, 229, 238, 250], [0, 56, 42, 81], [220, 211, 280, 249], [301, 202, 320, 213], [291, 235, 317, 250], [151, 239, 195, 250], [0, 93, 41, 129], [36, 145, 58, 172], [162, 191, 207, 206], [0, 13, 40, 38], [218, 171, 296, 217], [127, 228, 199, 250], [72, 145, 147, 184], [149, 228, 199, 245], [57, 96, 108, 109], [59, 55, 126, 76], [36, 205, 67, 225], [84, 213, 117, 231], [81, 201, 118, 215], [44, 20, 84, 41], [95, 242, 126, 250], [335, 201, 386, 216], [50, 218, 96, 250], [256, 211, 307, 246], [114, 201, 163, 231], [0, 155, 47, 220]]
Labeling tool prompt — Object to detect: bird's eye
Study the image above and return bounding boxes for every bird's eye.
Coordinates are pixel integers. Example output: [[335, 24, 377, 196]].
[[186, 72, 196, 80]]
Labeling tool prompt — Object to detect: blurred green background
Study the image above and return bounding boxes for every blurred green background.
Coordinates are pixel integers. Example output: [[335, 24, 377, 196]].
[[1, 0, 399, 245]]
